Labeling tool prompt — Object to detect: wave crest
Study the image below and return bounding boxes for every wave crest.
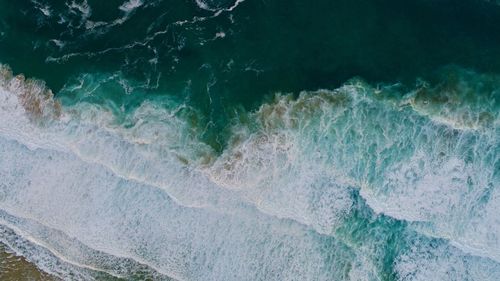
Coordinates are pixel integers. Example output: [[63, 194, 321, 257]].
[[0, 64, 499, 279]]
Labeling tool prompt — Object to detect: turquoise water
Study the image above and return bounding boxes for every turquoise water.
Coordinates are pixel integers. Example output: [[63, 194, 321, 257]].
[[0, 0, 499, 280]]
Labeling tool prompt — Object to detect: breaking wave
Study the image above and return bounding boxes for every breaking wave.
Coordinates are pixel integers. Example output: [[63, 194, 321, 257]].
[[0, 63, 499, 280]]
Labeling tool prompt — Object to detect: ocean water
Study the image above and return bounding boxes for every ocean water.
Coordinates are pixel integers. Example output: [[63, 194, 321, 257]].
[[0, 0, 499, 280]]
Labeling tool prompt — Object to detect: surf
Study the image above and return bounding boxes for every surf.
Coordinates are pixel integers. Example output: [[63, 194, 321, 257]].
[[0, 63, 499, 280]]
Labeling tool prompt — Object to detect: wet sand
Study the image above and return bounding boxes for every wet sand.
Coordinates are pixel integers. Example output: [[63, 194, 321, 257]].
[[0, 243, 58, 281]]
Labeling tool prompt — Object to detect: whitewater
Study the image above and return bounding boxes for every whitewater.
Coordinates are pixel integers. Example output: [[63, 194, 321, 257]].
[[0, 62, 498, 280]]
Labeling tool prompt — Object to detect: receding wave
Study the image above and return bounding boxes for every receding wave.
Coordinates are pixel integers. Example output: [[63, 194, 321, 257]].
[[0, 63, 499, 280]]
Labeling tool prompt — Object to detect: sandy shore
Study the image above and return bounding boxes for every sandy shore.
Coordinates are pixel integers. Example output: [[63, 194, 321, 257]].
[[0, 243, 58, 281]]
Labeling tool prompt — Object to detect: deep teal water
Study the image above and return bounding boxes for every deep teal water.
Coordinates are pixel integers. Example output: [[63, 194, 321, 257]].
[[0, 0, 499, 280], [1, 0, 500, 145]]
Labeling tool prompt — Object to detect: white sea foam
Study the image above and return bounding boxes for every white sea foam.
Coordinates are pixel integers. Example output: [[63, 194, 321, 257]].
[[407, 68, 500, 130], [0, 64, 359, 279], [0, 64, 499, 279], [119, 0, 144, 13], [49, 39, 66, 49], [0, 132, 355, 280], [209, 74, 500, 263], [195, 0, 222, 11], [395, 236, 500, 281], [66, 0, 92, 29], [195, 0, 246, 13], [31, 0, 52, 17], [68, 0, 91, 20], [0, 223, 97, 280], [81, 0, 143, 32]]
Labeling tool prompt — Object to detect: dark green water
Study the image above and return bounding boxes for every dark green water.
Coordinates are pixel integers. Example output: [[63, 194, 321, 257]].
[[0, 0, 499, 280], [1, 0, 500, 147]]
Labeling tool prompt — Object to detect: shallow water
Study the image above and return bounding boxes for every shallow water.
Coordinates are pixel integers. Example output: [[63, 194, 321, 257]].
[[0, 243, 58, 280], [0, 0, 499, 280]]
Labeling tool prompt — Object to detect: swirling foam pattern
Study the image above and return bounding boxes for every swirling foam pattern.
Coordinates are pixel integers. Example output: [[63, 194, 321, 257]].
[[0, 63, 499, 280]]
